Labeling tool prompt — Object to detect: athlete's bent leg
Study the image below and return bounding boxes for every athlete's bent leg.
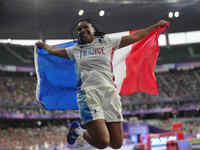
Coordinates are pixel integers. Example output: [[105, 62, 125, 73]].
[[83, 119, 110, 149], [106, 122, 124, 149]]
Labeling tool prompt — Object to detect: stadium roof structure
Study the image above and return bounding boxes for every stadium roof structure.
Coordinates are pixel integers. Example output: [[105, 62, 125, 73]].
[[0, 0, 200, 39]]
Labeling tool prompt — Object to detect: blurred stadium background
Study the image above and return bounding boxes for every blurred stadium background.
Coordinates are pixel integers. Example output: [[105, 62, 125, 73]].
[[0, 0, 200, 150]]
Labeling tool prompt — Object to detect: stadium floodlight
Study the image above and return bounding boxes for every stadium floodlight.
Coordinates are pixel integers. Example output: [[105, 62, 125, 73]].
[[174, 11, 180, 18], [7, 38, 11, 43], [168, 11, 173, 18], [78, 9, 84, 16], [99, 10, 105, 16], [37, 121, 42, 126]]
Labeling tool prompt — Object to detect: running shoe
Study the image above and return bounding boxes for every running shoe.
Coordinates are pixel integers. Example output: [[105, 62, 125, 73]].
[[67, 121, 81, 145]]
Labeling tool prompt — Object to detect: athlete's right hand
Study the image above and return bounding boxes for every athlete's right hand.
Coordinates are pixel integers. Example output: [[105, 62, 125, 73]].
[[35, 41, 45, 49]]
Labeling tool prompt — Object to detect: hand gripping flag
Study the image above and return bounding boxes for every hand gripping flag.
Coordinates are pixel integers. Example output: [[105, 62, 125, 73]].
[[34, 24, 168, 110]]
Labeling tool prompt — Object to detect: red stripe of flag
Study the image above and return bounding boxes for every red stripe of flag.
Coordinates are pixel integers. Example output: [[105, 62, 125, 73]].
[[120, 24, 169, 95]]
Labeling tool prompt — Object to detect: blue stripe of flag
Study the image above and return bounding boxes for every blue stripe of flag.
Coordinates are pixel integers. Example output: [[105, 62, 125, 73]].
[[35, 41, 79, 110]]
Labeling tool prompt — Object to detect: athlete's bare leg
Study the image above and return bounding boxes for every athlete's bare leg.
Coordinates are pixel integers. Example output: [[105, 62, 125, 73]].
[[83, 119, 110, 149], [106, 122, 123, 149], [83, 120, 123, 149]]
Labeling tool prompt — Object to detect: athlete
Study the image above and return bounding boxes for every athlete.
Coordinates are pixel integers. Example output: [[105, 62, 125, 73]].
[[36, 19, 168, 149]]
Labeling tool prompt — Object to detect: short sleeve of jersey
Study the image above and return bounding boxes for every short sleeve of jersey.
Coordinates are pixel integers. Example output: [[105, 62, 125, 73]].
[[65, 47, 74, 59], [104, 34, 121, 50]]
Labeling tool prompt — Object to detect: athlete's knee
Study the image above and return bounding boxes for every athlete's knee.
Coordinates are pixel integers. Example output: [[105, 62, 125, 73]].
[[110, 143, 123, 149], [110, 139, 123, 149], [96, 136, 110, 149]]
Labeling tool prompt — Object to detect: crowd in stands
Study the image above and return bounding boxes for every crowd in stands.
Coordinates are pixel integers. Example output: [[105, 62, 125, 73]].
[[0, 72, 80, 116], [0, 125, 68, 150], [0, 69, 199, 149], [0, 118, 91, 150], [0, 67, 200, 149], [123, 98, 200, 113], [0, 68, 200, 115], [143, 118, 200, 135], [124, 68, 200, 100], [1, 117, 200, 150], [0, 73, 35, 104]]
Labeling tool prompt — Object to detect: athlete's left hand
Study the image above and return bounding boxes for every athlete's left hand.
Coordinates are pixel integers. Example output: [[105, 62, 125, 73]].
[[156, 20, 169, 28]]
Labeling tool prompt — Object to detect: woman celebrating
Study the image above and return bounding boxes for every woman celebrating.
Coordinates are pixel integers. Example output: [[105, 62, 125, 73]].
[[36, 19, 168, 149]]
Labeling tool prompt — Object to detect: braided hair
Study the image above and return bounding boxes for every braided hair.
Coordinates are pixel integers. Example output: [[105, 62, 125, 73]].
[[71, 18, 106, 45]]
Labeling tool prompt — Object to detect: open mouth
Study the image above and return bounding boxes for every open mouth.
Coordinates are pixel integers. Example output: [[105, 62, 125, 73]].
[[80, 32, 90, 41]]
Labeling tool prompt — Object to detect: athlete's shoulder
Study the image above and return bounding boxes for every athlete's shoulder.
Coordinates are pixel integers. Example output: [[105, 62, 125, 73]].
[[66, 43, 80, 51], [95, 35, 111, 45], [102, 34, 115, 44]]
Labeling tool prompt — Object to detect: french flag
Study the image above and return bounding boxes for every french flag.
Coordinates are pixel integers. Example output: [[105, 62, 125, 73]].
[[34, 25, 168, 110]]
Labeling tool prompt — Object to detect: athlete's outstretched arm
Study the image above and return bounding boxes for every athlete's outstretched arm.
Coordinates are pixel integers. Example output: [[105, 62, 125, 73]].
[[35, 41, 70, 58], [119, 19, 168, 49]]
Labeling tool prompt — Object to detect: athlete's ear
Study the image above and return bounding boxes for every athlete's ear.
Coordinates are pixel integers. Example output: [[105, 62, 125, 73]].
[[89, 23, 96, 35], [92, 26, 96, 34]]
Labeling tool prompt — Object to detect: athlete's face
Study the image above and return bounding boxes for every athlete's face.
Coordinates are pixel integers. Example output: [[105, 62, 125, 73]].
[[77, 21, 95, 44]]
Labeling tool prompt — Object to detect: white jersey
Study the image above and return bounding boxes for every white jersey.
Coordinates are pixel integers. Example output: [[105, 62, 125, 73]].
[[65, 35, 121, 90]]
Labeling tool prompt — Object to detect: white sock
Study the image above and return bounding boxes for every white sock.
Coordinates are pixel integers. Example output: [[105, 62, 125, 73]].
[[75, 127, 86, 136]]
